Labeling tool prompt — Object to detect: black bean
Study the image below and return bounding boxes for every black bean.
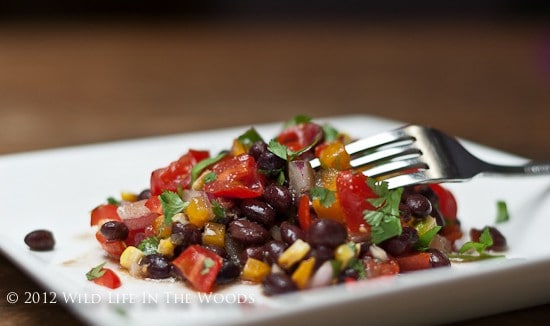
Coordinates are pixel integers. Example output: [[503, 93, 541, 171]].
[[399, 203, 412, 222], [280, 221, 305, 245], [24, 229, 55, 251], [263, 184, 293, 213], [262, 273, 298, 296], [257, 151, 285, 175], [340, 268, 359, 281], [263, 240, 288, 265], [470, 226, 507, 252], [229, 219, 270, 245], [428, 248, 451, 268], [240, 246, 265, 265], [100, 221, 129, 241], [141, 254, 173, 279], [249, 141, 268, 161], [307, 218, 347, 248], [216, 260, 241, 285], [405, 194, 432, 218], [380, 227, 419, 257], [171, 222, 202, 249], [240, 199, 276, 227], [203, 245, 227, 259], [307, 245, 334, 269], [137, 189, 151, 201]]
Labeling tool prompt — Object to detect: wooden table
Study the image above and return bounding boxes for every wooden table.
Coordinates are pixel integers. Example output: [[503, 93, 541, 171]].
[[1, 18, 549, 325]]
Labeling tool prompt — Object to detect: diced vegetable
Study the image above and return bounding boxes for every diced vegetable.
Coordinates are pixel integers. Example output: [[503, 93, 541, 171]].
[[172, 245, 223, 293], [291, 257, 316, 289], [242, 258, 271, 283], [278, 239, 311, 269]]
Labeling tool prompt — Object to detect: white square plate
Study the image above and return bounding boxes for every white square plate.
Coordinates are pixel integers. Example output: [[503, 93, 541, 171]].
[[2, 115, 550, 325]]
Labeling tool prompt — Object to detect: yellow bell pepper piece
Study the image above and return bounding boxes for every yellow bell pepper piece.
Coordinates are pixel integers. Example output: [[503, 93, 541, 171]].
[[318, 142, 351, 170], [202, 222, 226, 248], [120, 246, 144, 270], [291, 257, 316, 289], [158, 238, 175, 258], [185, 196, 214, 228], [242, 258, 271, 283]]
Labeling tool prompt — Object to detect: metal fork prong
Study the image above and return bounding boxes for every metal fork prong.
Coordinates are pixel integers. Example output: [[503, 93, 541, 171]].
[[382, 171, 430, 189], [363, 157, 428, 179], [309, 127, 413, 169], [344, 128, 414, 157], [349, 145, 422, 170]]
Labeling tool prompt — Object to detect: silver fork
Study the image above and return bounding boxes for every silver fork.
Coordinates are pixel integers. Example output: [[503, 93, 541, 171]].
[[309, 124, 550, 189]]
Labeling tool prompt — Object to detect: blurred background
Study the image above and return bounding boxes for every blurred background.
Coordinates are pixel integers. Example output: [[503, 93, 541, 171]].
[[1, 2, 550, 324]]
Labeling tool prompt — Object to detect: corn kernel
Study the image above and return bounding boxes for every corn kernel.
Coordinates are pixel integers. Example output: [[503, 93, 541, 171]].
[[202, 222, 226, 248], [241, 258, 271, 283], [335, 243, 357, 269], [291, 257, 316, 289], [120, 191, 138, 202], [120, 246, 144, 270], [185, 196, 214, 228], [230, 139, 246, 156], [278, 239, 311, 269], [158, 238, 175, 258]]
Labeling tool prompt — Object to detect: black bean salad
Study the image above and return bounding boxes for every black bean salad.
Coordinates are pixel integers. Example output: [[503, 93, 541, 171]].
[[89, 115, 507, 293]]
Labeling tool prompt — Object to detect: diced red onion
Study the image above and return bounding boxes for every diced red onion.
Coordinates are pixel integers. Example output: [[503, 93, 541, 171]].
[[288, 160, 315, 195], [117, 199, 151, 219], [309, 261, 334, 288]]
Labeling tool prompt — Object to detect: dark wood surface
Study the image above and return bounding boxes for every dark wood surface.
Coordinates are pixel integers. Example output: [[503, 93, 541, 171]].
[[1, 18, 549, 325]]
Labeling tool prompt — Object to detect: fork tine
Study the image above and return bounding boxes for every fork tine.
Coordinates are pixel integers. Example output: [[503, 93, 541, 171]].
[[362, 157, 428, 179], [344, 127, 414, 156], [349, 144, 422, 170], [382, 171, 430, 189], [309, 126, 413, 169]]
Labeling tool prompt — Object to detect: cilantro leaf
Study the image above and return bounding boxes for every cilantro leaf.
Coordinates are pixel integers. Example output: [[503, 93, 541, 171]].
[[86, 262, 107, 281], [201, 257, 215, 275], [310, 186, 336, 208], [267, 133, 321, 161], [284, 114, 312, 128], [107, 197, 121, 206], [459, 227, 493, 254], [348, 258, 366, 280], [237, 128, 264, 148], [322, 124, 339, 142], [416, 225, 442, 250], [159, 191, 189, 226], [204, 171, 217, 184], [211, 199, 226, 219], [495, 200, 509, 224], [137, 237, 160, 255], [190, 152, 226, 185], [363, 178, 404, 244]]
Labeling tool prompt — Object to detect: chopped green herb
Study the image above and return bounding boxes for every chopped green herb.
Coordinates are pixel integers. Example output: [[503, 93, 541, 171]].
[[190, 152, 226, 185], [284, 114, 312, 128], [137, 237, 160, 255], [267, 133, 321, 161], [237, 128, 264, 148], [211, 199, 226, 219], [107, 197, 121, 206], [348, 258, 367, 280], [204, 171, 217, 184], [201, 258, 215, 275], [416, 225, 442, 251], [322, 124, 339, 142], [448, 227, 505, 262], [276, 170, 286, 186], [159, 191, 189, 226], [310, 186, 336, 208], [363, 178, 404, 244], [86, 262, 106, 281], [495, 200, 509, 224]]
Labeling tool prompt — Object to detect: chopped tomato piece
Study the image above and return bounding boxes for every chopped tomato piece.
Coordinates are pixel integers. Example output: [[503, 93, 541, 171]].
[[95, 231, 127, 258], [395, 252, 432, 272], [172, 245, 223, 293], [92, 268, 122, 289], [204, 154, 264, 199], [144, 195, 163, 215], [363, 256, 400, 278], [90, 204, 121, 227], [336, 170, 376, 236], [429, 184, 457, 219], [277, 122, 323, 152], [150, 149, 210, 196]]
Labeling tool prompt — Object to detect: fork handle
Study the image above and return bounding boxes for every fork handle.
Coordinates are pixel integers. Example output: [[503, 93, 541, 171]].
[[485, 161, 550, 175]]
